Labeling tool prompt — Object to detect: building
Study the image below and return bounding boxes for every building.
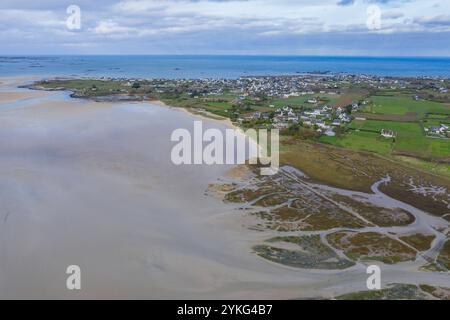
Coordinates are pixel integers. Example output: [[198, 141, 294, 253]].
[[332, 120, 341, 126], [381, 129, 396, 138]]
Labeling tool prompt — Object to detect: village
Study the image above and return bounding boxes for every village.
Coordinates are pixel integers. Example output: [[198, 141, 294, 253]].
[[132, 74, 450, 140], [32, 73, 450, 159], [239, 103, 353, 137]]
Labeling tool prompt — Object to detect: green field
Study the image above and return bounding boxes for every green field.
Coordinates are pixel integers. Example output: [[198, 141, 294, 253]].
[[362, 95, 450, 117], [350, 119, 423, 136], [38, 79, 128, 96], [394, 156, 450, 179], [320, 131, 393, 156], [328, 119, 449, 160], [423, 114, 450, 128], [340, 94, 450, 161], [427, 114, 450, 119], [270, 94, 340, 109]]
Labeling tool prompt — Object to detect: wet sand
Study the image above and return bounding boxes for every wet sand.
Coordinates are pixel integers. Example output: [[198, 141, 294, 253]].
[[0, 79, 449, 299], [0, 90, 49, 104]]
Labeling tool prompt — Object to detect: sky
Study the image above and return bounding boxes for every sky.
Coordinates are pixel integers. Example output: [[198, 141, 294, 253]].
[[0, 0, 449, 56]]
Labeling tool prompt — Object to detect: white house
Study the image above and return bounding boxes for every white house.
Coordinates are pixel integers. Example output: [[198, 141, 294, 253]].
[[332, 120, 341, 126], [381, 129, 396, 138]]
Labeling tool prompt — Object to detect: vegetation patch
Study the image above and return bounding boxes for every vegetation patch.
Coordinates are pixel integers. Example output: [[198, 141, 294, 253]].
[[270, 206, 309, 221], [380, 180, 449, 218], [331, 194, 415, 227], [362, 95, 449, 117], [327, 231, 417, 264], [224, 183, 283, 203], [253, 235, 355, 270], [419, 285, 450, 300], [399, 234, 436, 251], [352, 112, 418, 122], [336, 284, 428, 300], [280, 139, 450, 217], [437, 240, 450, 270], [253, 193, 293, 207], [300, 209, 366, 231]]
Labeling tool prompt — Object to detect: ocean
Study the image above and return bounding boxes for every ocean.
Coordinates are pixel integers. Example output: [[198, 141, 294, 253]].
[[1, 55, 449, 79]]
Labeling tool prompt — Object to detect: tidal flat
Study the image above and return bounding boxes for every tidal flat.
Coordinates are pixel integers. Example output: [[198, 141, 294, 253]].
[[1, 78, 449, 299], [213, 161, 450, 274], [0, 80, 254, 299]]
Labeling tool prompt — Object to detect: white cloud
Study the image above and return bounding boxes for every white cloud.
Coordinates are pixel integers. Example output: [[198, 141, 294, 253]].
[[0, 0, 449, 55], [91, 20, 135, 35], [107, 0, 450, 36]]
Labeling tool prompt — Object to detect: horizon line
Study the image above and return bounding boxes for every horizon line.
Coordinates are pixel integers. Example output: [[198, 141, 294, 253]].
[[1, 54, 450, 59]]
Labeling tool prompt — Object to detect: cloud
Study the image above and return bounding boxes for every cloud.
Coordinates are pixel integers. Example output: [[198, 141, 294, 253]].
[[382, 11, 404, 20], [337, 0, 355, 6], [0, 0, 449, 55], [414, 14, 450, 27], [91, 20, 135, 36]]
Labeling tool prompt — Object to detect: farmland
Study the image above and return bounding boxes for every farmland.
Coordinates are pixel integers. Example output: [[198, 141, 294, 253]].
[[360, 95, 450, 117], [322, 93, 450, 163], [320, 130, 393, 155], [270, 93, 340, 109]]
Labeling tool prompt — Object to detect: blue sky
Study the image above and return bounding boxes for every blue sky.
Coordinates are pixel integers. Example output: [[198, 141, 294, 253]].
[[0, 0, 449, 56]]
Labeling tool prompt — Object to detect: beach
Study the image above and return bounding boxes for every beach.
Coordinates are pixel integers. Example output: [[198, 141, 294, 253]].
[[1, 78, 449, 299]]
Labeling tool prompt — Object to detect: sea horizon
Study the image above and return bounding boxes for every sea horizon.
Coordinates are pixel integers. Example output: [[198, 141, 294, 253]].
[[1, 55, 450, 79]]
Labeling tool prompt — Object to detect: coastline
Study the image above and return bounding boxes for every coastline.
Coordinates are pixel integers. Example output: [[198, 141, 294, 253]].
[[1, 77, 450, 299], [24, 78, 265, 168], [22, 77, 238, 130], [151, 99, 264, 161], [150, 99, 237, 130]]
